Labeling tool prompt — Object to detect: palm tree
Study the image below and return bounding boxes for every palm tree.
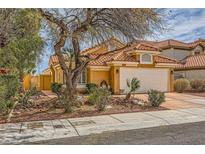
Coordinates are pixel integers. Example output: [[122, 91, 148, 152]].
[[125, 78, 140, 101]]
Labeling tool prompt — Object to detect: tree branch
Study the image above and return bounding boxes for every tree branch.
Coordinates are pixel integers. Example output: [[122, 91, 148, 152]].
[[38, 9, 70, 76]]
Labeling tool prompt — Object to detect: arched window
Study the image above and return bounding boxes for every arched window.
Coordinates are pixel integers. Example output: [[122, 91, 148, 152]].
[[140, 54, 152, 64]]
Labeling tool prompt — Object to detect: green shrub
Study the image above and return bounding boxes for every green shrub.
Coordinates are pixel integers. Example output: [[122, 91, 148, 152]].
[[0, 99, 14, 113], [125, 78, 140, 101], [190, 79, 205, 91], [51, 82, 62, 99], [0, 74, 19, 100], [0, 74, 19, 114], [18, 86, 38, 106], [86, 83, 98, 93], [174, 78, 190, 93], [148, 89, 165, 107], [88, 87, 111, 111]]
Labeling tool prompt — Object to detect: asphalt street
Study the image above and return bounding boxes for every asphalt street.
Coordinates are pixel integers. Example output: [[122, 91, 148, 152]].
[[29, 121, 205, 145]]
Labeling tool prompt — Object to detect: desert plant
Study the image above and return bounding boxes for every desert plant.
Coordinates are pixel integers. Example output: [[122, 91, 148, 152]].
[[125, 78, 140, 101], [86, 83, 98, 93], [18, 86, 38, 107], [0, 99, 14, 114], [174, 78, 190, 93], [51, 82, 62, 99], [190, 79, 205, 92], [88, 87, 111, 111], [148, 89, 165, 107]]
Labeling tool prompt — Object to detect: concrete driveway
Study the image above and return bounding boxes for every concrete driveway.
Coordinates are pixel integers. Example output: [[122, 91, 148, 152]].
[[135, 92, 205, 109]]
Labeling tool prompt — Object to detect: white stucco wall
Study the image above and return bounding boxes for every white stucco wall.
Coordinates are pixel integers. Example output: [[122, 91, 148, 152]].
[[175, 69, 205, 80]]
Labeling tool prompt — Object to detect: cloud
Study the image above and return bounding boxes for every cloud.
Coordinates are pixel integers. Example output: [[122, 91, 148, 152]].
[[159, 8, 205, 42]]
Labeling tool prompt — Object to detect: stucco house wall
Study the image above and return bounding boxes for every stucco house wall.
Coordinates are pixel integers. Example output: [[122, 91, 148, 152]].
[[175, 69, 205, 80], [160, 48, 191, 60]]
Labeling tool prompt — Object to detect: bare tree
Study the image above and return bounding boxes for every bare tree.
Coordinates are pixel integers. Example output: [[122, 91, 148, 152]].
[[38, 8, 164, 112]]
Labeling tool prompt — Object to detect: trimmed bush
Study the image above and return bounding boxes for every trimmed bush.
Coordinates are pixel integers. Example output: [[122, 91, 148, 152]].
[[88, 87, 111, 111], [190, 79, 205, 92], [148, 89, 165, 107], [51, 82, 62, 99], [86, 83, 98, 93], [174, 78, 190, 93]]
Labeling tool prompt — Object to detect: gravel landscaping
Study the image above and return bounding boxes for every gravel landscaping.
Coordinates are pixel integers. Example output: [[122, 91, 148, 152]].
[[0, 94, 167, 124]]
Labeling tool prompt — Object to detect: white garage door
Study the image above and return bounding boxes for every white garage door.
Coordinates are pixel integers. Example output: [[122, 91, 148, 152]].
[[120, 67, 169, 93]]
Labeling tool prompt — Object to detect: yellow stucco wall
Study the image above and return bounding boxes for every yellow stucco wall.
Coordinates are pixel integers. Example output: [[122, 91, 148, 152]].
[[55, 67, 64, 84], [26, 75, 51, 91], [87, 68, 110, 86], [110, 66, 120, 94], [23, 74, 32, 90]]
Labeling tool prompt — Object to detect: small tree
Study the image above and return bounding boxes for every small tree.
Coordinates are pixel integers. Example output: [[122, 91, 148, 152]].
[[0, 9, 44, 120], [0, 9, 44, 93], [125, 78, 140, 101]]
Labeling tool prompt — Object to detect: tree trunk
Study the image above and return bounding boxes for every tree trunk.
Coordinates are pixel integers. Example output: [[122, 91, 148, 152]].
[[19, 70, 24, 94], [125, 92, 131, 101], [62, 73, 78, 112]]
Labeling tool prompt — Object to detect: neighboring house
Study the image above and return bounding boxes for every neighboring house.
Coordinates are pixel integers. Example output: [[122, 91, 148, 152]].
[[44, 38, 178, 94], [136, 39, 205, 80], [175, 54, 205, 80]]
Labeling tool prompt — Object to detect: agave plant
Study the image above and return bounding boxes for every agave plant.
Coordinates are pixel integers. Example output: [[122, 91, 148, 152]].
[[125, 78, 140, 101]]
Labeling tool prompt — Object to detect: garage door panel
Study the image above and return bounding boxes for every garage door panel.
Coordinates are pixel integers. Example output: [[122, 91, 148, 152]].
[[120, 68, 168, 93]]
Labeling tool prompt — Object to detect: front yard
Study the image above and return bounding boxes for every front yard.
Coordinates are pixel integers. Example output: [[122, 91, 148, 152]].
[[0, 92, 167, 124]]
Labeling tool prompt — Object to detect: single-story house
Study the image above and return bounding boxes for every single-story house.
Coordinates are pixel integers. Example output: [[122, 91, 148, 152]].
[[43, 38, 178, 94]]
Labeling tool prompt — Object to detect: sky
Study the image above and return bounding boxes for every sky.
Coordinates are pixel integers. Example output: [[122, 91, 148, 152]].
[[36, 8, 205, 74]]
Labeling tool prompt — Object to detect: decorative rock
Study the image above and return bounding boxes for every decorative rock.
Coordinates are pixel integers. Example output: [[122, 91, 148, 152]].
[[106, 105, 112, 109], [138, 101, 145, 106], [132, 99, 139, 105]]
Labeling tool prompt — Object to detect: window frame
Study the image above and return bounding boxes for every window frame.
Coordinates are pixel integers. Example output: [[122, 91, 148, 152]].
[[78, 69, 87, 85], [140, 53, 153, 64]]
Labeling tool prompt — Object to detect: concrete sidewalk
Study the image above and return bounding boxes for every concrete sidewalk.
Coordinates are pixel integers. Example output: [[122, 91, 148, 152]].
[[2, 107, 205, 144]]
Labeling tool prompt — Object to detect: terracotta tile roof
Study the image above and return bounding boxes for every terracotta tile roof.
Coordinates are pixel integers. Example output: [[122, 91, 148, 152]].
[[88, 54, 113, 66], [134, 43, 159, 51], [81, 37, 125, 55], [88, 51, 177, 66], [155, 55, 178, 64], [188, 39, 205, 48], [49, 54, 70, 65], [156, 39, 190, 49], [136, 38, 205, 50], [175, 54, 205, 70]]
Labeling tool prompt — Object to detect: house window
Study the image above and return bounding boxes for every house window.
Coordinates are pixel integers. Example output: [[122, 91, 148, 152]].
[[140, 53, 153, 64], [174, 72, 185, 80], [78, 70, 86, 84], [194, 51, 200, 55]]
